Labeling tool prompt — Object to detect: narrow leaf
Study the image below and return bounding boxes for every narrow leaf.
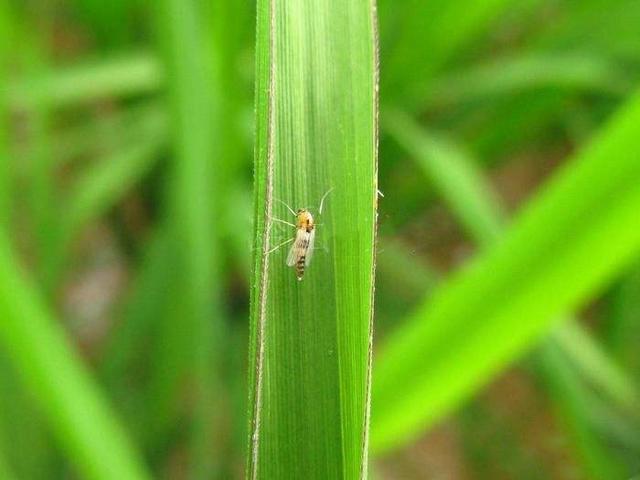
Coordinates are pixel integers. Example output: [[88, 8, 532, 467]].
[[9, 53, 162, 110], [0, 235, 150, 480], [154, 0, 227, 475], [373, 90, 640, 452], [423, 53, 631, 110], [384, 109, 640, 476], [248, 0, 378, 477], [382, 0, 530, 106]]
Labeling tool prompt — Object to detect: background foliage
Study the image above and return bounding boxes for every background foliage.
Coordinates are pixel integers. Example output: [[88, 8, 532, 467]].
[[2, 0, 640, 478]]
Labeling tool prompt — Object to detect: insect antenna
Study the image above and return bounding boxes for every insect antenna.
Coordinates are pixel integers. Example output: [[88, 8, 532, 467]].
[[318, 187, 334, 215], [275, 198, 298, 217]]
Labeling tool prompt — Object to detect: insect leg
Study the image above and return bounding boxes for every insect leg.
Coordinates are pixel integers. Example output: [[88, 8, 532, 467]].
[[266, 237, 294, 255], [270, 217, 296, 228]]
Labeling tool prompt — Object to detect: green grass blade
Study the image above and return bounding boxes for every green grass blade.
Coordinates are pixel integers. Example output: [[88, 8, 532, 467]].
[[21, 43, 58, 289], [155, 0, 226, 476], [0, 447, 15, 480], [73, 0, 135, 47], [0, 353, 56, 479], [384, 109, 640, 475], [537, 342, 626, 479], [100, 230, 172, 394], [11, 102, 165, 170], [385, 109, 640, 412], [0, 235, 150, 480], [532, 0, 640, 62], [609, 261, 640, 378], [0, 7, 55, 477], [61, 115, 165, 241], [373, 90, 640, 453], [383, 109, 504, 247], [9, 52, 162, 110], [381, 0, 530, 106], [377, 234, 640, 466], [0, 8, 16, 478], [43, 118, 165, 289], [0, 0, 11, 226], [248, 0, 378, 477], [552, 321, 640, 416], [423, 53, 631, 110], [469, 91, 568, 160]]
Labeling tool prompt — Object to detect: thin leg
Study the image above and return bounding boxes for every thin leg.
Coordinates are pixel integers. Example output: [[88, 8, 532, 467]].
[[271, 217, 296, 228], [266, 237, 294, 254], [318, 187, 334, 215], [275, 198, 298, 217]]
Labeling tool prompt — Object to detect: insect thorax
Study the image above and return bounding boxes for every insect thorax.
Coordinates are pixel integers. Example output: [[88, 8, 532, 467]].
[[296, 209, 314, 231]]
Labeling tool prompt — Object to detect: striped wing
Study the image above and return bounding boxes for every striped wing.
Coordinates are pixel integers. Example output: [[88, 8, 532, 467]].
[[286, 229, 311, 267]]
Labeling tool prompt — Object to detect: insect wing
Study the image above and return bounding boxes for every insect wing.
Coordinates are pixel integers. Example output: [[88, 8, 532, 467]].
[[286, 229, 310, 267], [285, 241, 297, 267], [304, 229, 316, 266]]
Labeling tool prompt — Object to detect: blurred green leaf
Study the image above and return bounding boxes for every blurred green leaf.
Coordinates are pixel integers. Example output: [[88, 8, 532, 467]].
[[9, 53, 162, 110], [153, 0, 228, 476], [384, 108, 640, 476], [55, 102, 167, 169], [0, 6, 56, 478], [458, 400, 549, 480], [0, 451, 15, 480], [533, 0, 640, 62], [73, 0, 138, 47], [467, 91, 570, 160], [384, 109, 504, 246], [100, 230, 172, 401], [538, 341, 626, 479], [21, 47, 61, 291], [43, 114, 165, 288], [373, 90, 640, 453], [0, 0, 11, 226], [247, 0, 378, 477], [61, 112, 165, 241], [385, 109, 640, 414], [0, 354, 55, 479], [0, 235, 150, 480], [609, 261, 640, 380], [552, 320, 640, 417], [424, 53, 630, 110], [381, 0, 530, 106]]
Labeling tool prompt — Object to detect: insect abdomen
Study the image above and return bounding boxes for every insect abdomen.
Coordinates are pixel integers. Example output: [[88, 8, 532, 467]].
[[295, 255, 306, 280]]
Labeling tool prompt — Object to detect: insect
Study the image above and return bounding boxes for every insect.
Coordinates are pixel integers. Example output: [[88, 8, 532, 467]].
[[268, 188, 333, 281]]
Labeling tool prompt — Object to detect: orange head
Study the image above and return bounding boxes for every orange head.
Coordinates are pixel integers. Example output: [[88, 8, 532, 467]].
[[295, 209, 314, 232]]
